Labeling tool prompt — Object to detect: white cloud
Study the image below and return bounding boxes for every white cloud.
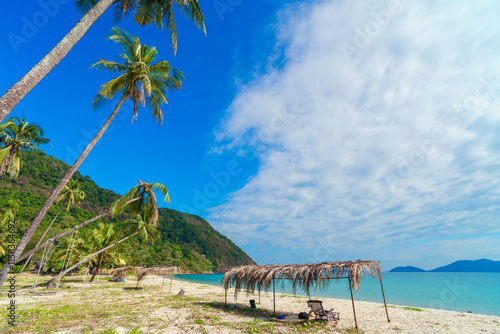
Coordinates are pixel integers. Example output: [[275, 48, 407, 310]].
[[209, 0, 500, 268]]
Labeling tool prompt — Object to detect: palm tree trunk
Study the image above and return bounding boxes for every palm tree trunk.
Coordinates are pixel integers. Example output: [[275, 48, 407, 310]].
[[47, 231, 138, 285], [15, 197, 140, 264], [18, 204, 64, 274], [90, 252, 104, 282], [0, 0, 115, 123], [0, 95, 127, 288]]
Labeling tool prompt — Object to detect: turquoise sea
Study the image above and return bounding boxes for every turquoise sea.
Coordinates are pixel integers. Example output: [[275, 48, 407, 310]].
[[175, 272, 500, 316]]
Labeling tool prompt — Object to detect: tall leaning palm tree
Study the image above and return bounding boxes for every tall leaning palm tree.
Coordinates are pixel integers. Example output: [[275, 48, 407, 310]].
[[0, 28, 181, 288], [0, 116, 50, 178], [0, 0, 205, 123]]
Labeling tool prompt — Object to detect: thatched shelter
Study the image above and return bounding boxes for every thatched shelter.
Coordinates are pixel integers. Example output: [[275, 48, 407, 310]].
[[111, 266, 177, 289], [221, 260, 389, 328]]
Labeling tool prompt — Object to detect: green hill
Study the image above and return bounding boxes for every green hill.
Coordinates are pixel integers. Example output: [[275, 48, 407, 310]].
[[0, 151, 255, 272]]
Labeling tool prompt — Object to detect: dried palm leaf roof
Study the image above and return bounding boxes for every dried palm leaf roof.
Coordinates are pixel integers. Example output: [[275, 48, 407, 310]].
[[221, 260, 380, 296], [110, 266, 177, 281]]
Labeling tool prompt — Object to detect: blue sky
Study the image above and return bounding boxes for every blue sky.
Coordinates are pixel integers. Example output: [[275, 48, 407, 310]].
[[2, 0, 500, 270]]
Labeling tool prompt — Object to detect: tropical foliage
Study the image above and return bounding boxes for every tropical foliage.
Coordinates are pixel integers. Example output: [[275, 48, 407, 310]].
[[50, 223, 128, 281], [91, 27, 183, 123], [57, 179, 86, 212], [0, 116, 50, 178], [0, 28, 185, 287], [0, 199, 21, 255], [77, 0, 206, 55], [0, 151, 255, 272], [0, 0, 205, 123]]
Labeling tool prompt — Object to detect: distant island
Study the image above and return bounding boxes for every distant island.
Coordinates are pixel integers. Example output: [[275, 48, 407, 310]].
[[390, 266, 426, 272], [389, 259, 500, 273]]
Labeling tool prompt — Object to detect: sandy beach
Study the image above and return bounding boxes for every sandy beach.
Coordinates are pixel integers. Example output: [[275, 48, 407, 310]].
[[1, 273, 499, 333]]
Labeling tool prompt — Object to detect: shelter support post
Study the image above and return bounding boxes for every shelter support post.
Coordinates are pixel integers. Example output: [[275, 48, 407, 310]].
[[273, 277, 276, 316], [169, 274, 173, 293], [348, 267, 358, 329], [379, 273, 390, 322], [225, 287, 227, 305]]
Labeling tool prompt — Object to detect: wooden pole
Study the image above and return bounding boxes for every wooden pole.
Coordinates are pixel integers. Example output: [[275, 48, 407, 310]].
[[161, 274, 166, 291], [348, 266, 358, 329], [169, 274, 173, 293], [225, 287, 227, 305], [273, 277, 276, 316], [379, 272, 391, 322]]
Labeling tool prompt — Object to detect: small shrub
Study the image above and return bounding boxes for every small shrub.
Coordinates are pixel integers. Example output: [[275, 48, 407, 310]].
[[403, 307, 423, 312]]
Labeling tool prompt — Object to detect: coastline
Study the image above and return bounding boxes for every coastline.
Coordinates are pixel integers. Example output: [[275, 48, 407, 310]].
[[1, 273, 499, 333], [176, 272, 500, 317]]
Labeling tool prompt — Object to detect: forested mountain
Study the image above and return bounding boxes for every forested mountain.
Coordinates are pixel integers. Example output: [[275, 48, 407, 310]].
[[0, 151, 255, 272]]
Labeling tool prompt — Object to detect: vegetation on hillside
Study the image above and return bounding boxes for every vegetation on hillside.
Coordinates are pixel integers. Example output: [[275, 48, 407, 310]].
[[0, 151, 255, 272]]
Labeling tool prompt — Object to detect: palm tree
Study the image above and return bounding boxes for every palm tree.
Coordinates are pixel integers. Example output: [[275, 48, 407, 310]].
[[18, 179, 86, 274], [87, 222, 128, 282], [0, 116, 50, 178], [14, 181, 168, 265], [0, 199, 21, 255], [51, 224, 127, 280], [0, 0, 205, 123], [47, 210, 158, 285], [58, 179, 86, 211], [51, 230, 91, 273], [0, 199, 20, 226], [111, 180, 170, 225], [0, 28, 181, 288]]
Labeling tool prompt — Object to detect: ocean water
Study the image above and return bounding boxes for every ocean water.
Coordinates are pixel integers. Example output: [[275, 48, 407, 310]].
[[175, 272, 500, 316]]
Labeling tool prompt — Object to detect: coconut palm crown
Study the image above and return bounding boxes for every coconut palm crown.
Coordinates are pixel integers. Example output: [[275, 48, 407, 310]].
[[76, 0, 205, 55], [0, 116, 50, 178], [56, 179, 86, 211], [111, 180, 170, 226], [91, 27, 184, 124]]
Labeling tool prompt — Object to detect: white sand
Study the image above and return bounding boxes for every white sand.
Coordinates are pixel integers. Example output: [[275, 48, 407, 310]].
[[148, 276, 500, 333], [2, 274, 499, 333]]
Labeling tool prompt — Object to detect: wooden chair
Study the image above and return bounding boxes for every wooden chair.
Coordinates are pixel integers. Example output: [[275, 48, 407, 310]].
[[307, 300, 340, 322]]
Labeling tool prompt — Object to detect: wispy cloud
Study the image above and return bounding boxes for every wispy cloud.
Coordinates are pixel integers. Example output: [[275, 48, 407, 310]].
[[210, 0, 500, 269]]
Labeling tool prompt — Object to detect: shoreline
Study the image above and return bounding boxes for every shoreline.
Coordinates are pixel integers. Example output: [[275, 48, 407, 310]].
[[174, 274, 500, 318], [1, 273, 499, 333]]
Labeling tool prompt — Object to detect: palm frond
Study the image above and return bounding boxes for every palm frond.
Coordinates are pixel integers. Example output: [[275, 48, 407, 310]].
[[90, 59, 127, 73], [111, 0, 137, 22], [134, 0, 205, 55], [74, 0, 99, 14], [152, 182, 170, 204], [108, 27, 140, 62]]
